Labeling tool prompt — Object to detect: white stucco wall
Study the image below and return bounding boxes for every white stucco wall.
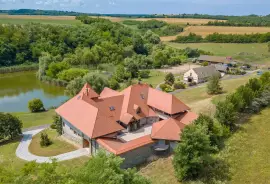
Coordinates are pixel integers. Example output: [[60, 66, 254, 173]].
[[183, 69, 199, 83]]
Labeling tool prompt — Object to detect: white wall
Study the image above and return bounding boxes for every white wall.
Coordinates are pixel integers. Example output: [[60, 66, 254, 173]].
[[183, 69, 199, 83]]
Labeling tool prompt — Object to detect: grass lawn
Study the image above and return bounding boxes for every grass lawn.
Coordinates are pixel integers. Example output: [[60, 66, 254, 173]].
[[165, 42, 270, 65], [218, 108, 270, 183], [29, 128, 77, 157], [140, 157, 179, 184], [175, 74, 256, 105], [12, 110, 56, 129], [142, 70, 167, 88]]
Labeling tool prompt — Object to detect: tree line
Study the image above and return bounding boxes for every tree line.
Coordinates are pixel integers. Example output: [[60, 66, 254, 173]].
[[173, 72, 270, 183], [207, 16, 270, 27], [174, 32, 270, 43]]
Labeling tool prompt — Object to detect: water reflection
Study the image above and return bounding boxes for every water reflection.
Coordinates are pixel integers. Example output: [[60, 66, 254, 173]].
[[0, 71, 68, 112]]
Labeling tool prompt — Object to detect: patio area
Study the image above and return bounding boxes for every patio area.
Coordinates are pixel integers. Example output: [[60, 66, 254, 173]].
[[118, 123, 153, 142]]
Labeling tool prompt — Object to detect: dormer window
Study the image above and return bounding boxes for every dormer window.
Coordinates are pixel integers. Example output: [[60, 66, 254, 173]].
[[140, 93, 145, 99], [109, 106, 115, 111]]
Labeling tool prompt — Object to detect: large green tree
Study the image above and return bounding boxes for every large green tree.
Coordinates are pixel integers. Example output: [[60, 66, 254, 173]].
[[173, 124, 214, 181], [0, 113, 22, 141], [207, 74, 223, 95]]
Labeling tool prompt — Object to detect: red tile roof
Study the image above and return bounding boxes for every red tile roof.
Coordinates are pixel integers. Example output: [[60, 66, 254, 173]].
[[176, 111, 198, 125], [151, 118, 186, 141], [56, 89, 124, 139], [147, 88, 190, 115], [96, 135, 155, 155], [56, 83, 196, 140]]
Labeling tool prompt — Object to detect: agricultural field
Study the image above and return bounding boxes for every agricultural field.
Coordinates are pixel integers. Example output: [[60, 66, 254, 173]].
[[166, 42, 270, 64], [161, 26, 270, 41], [181, 26, 270, 37], [132, 18, 224, 25], [0, 15, 81, 25]]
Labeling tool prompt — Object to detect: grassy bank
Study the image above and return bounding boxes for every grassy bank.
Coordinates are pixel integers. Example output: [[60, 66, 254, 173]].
[[165, 42, 270, 64], [219, 108, 270, 183], [0, 64, 38, 74], [29, 128, 77, 157], [12, 110, 56, 129]]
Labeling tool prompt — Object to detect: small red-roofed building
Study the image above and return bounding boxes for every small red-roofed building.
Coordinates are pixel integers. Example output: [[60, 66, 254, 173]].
[[56, 83, 198, 168]]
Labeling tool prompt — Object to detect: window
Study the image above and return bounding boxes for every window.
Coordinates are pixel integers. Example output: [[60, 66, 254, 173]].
[[140, 93, 145, 99], [109, 106, 115, 111]]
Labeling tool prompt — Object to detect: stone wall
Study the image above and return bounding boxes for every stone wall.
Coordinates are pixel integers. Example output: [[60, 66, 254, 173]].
[[62, 118, 83, 147], [120, 143, 155, 168]]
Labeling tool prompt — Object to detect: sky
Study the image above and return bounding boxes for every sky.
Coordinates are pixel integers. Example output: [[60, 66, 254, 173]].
[[0, 0, 270, 15]]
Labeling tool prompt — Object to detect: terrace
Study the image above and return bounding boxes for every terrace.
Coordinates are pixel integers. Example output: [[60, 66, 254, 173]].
[[118, 123, 153, 142]]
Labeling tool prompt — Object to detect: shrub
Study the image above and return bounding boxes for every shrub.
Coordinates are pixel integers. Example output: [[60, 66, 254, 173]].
[[138, 70, 150, 79], [164, 72, 175, 85], [202, 61, 209, 66], [160, 83, 173, 92], [28, 98, 45, 112], [173, 81, 186, 90], [40, 132, 52, 147], [57, 68, 88, 82], [52, 115, 62, 135], [207, 74, 223, 95]]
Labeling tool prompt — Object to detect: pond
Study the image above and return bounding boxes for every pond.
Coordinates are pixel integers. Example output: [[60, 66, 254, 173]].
[[0, 71, 69, 112]]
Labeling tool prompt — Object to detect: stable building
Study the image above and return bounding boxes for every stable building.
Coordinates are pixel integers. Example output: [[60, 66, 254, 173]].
[[184, 65, 220, 84]]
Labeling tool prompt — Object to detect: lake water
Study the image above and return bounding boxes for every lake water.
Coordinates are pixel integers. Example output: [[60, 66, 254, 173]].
[[0, 71, 68, 112]]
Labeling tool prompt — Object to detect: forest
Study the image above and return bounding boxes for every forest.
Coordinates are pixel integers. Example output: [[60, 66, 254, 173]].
[[207, 16, 270, 27], [174, 32, 270, 43], [123, 19, 184, 36], [0, 16, 201, 92]]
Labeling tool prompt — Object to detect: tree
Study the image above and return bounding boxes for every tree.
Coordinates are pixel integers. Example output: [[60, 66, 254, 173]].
[[236, 85, 255, 108], [51, 115, 62, 135], [0, 113, 22, 141], [57, 68, 88, 82], [108, 78, 120, 90], [28, 98, 45, 112], [114, 65, 131, 82], [83, 73, 108, 94], [207, 74, 223, 94], [215, 100, 238, 129], [164, 72, 175, 85], [193, 114, 221, 148], [40, 132, 52, 147], [46, 61, 70, 78], [65, 77, 85, 96], [173, 124, 214, 181], [260, 72, 270, 86], [268, 41, 270, 52]]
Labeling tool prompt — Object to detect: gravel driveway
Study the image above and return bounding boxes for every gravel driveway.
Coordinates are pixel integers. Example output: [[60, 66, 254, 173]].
[[16, 127, 89, 163]]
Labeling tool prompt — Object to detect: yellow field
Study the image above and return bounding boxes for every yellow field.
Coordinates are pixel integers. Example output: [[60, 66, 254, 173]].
[[160, 26, 270, 41], [133, 18, 223, 25]]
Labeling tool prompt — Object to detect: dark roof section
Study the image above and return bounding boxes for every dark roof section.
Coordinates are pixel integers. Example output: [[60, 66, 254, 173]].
[[214, 64, 228, 72], [192, 65, 220, 79], [198, 55, 232, 64]]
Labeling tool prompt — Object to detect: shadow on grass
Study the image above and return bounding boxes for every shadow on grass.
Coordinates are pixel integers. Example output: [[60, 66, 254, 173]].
[[0, 136, 22, 146]]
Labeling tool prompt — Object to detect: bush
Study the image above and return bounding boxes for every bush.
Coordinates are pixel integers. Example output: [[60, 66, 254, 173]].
[[57, 68, 88, 82], [164, 72, 175, 85], [202, 61, 209, 66], [52, 115, 62, 135], [207, 74, 223, 95], [40, 132, 52, 147], [160, 83, 173, 92], [173, 81, 186, 89], [28, 98, 45, 112], [215, 100, 238, 129], [138, 70, 150, 79]]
